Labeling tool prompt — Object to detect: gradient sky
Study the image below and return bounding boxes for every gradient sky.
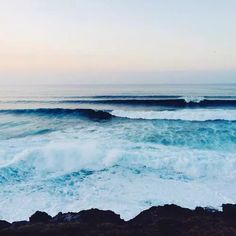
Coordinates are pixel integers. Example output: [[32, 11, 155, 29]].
[[0, 0, 236, 84]]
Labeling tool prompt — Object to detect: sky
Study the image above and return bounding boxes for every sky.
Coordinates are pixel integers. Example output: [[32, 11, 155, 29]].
[[0, 0, 236, 84]]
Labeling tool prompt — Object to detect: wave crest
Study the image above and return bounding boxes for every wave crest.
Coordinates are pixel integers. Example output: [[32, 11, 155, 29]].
[[110, 109, 236, 121], [180, 96, 205, 103], [0, 108, 112, 120], [60, 98, 236, 107]]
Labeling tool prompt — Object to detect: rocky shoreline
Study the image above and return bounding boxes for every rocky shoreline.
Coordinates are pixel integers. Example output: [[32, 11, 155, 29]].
[[1, 204, 236, 235]]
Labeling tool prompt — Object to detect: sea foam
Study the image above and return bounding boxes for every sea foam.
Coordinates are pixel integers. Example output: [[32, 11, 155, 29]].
[[110, 109, 236, 121], [0, 131, 236, 222]]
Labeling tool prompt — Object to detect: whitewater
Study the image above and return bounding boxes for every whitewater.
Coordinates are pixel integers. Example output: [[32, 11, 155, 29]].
[[0, 84, 236, 222]]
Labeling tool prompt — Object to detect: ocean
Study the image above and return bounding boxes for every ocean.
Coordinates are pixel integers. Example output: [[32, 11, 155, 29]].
[[0, 84, 236, 222]]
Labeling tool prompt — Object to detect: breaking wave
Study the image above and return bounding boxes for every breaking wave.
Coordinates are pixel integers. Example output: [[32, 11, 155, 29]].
[[0, 108, 113, 120], [110, 109, 236, 121], [59, 98, 236, 108], [1, 96, 236, 108], [1, 108, 236, 121]]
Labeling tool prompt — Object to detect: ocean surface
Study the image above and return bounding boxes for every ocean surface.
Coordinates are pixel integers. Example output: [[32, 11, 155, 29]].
[[0, 84, 236, 222]]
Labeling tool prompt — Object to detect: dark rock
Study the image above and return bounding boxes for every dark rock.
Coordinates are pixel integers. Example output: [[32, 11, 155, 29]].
[[130, 204, 192, 225], [29, 211, 52, 223], [195, 206, 205, 215], [203, 206, 218, 213], [195, 206, 219, 216], [11, 220, 28, 229], [79, 208, 124, 225], [156, 218, 183, 236], [156, 204, 192, 217], [222, 204, 236, 218], [0, 220, 11, 230], [51, 212, 81, 223], [51, 209, 124, 225], [1, 204, 236, 235]]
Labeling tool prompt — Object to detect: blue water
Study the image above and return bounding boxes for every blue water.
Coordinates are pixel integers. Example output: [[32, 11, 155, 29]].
[[0, 84, 236, 222]]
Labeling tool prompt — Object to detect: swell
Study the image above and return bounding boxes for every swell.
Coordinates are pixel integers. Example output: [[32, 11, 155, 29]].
[[1, 96, 236, 108], [77, 99, 236, 107], [1, 108, 236, 121], [0, 108, 113, 120]]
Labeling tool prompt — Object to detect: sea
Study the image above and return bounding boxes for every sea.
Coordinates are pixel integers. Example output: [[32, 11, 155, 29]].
[[0, 84, 236, 222]]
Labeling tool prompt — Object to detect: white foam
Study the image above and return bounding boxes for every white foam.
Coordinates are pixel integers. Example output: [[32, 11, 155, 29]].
[[0, 167, 235, 222], [0, 121, 236, 222], [0, 141, 121, 176], [181, 96, 205, 103], [111, 109, 236, 121]]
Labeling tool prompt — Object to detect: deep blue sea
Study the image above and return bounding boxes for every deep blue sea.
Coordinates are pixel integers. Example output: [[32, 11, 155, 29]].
[[0, 84, 236, 222]]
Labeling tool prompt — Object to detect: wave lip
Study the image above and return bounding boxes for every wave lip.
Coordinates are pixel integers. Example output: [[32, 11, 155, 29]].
[[1, 108, 236, 121], [0, 108, 113, 120], [180, 96, 205, 103], [110, 109, 236, 121]]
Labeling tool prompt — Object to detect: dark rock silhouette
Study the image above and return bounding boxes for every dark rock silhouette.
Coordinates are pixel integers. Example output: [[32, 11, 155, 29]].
[[0, 220, 11, 230], [51, 209, 124, 224], [78, 209, 125, 225], [11, 221, 28, 229], [29, 211, 52, 223], [222, 204, 236, 218], [1, 204, 236, 235]]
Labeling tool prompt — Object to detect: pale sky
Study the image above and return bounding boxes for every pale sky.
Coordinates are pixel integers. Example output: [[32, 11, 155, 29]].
[[0, 0, 236, 84]]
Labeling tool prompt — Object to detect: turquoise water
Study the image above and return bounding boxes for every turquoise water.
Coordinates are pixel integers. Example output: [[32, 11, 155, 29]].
[[0, 84, 236, 222]]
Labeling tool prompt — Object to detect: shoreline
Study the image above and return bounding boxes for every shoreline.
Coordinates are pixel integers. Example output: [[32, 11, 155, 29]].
[[1, 204, 236, 235]]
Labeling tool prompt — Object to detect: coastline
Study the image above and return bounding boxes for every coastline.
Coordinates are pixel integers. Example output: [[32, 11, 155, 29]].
[[1, 204, 236, 236]]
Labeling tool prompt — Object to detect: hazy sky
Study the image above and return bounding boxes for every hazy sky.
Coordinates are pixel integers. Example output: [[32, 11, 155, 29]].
[[0, 0, 236, 84]]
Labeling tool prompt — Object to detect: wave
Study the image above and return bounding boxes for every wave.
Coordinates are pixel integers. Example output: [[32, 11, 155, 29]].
[[180, 96, 205, 103], [0, 108, 112, 120], [1, 96, 236, 108], [110, 109, 236, 121], [1, 108, 236, 121], [1, 141, 235, 180], [59, 98, 236, 108], [1, 139, 236, 222]]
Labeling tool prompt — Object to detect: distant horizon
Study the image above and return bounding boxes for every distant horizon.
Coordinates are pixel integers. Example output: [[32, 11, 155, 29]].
[[2, 82, 236, 86]]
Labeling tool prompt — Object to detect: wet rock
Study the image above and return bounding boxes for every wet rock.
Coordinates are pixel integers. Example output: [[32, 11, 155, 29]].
[[51, 209, 124, 225], [11, 221, 28, 229], [51, 212, 81, 223], [29, 211, 52, 223], [195, 206, 205, 215], [0, 220, 11, 230], [1, 204, 236, 235], [79, 208, 124, 225], [222, 204, 236, 218], [129, 204, 192, 225]]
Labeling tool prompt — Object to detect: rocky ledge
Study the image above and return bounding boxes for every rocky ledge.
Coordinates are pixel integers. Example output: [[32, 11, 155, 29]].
[[1, 204, 236, 236]]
